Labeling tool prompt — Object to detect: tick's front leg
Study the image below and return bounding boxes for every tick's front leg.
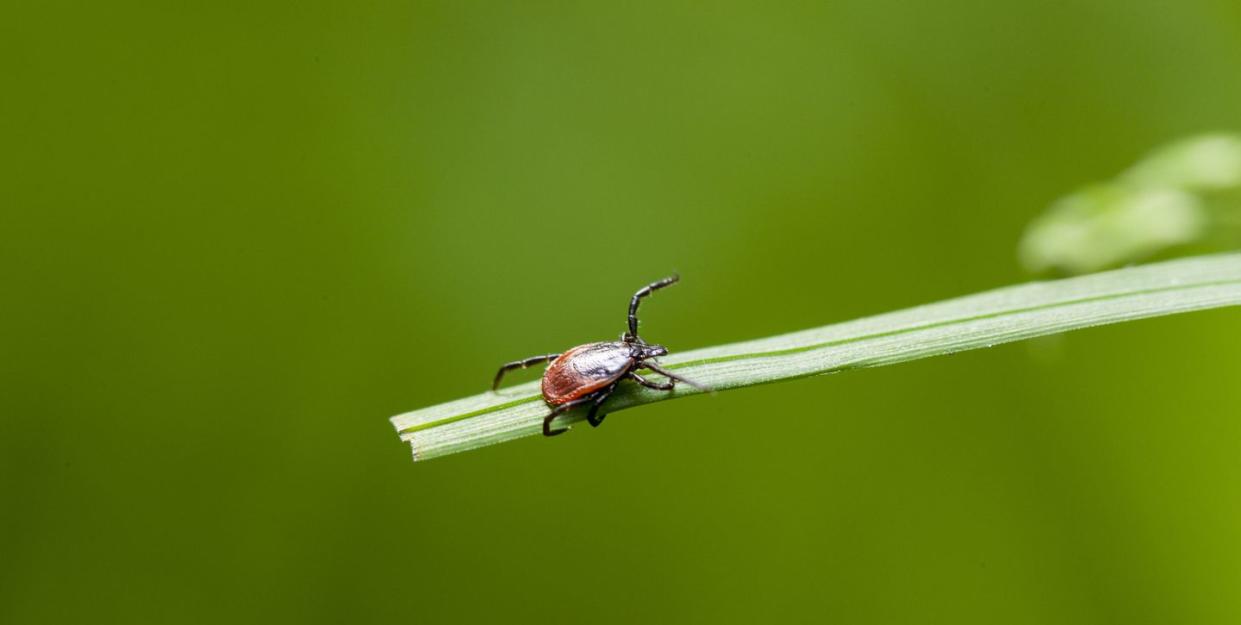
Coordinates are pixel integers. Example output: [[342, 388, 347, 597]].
[[628, 371, 675, 391], [642, 362, 711, 393]]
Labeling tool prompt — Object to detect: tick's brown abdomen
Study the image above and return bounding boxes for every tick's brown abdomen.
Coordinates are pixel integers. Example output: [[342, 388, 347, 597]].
[[541, 342, 635, 405]]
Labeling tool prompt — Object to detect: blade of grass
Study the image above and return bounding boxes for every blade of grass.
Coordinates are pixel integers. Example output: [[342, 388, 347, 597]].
[[391, 253, 1241, 462]]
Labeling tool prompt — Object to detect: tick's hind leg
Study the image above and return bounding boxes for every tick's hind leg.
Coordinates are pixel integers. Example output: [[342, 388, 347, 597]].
[[493, 353, 559, 390], [542, 412, 568, 437], [543, 396, 593, 436], [586, 381, 620, 428], [628, 371, 675, 391]]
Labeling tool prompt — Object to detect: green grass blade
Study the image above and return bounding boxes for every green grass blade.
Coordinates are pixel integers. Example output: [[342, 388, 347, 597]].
[[391, 253, 1241, 461]]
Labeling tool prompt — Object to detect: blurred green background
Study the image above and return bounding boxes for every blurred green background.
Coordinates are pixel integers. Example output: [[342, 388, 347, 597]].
[[4, 1, 1241, 623]]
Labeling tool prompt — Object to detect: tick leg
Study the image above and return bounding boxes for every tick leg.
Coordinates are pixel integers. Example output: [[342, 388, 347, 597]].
[[586, 381, 620, 428], [626, 275, 679, 342], [642, 362, 711, 392], [544, 396, 593, 437], [493, 353, 559, 390], [628, 371, 674, 391]]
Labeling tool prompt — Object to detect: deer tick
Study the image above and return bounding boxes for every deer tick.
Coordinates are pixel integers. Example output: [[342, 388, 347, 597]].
[[491, 275, 708, 436]]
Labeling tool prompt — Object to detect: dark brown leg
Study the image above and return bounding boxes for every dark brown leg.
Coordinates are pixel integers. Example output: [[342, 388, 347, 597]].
[[493, 353, 559, 390], [642, 362, 711, 392], [626, 275, 679, 341], [543, 395, 593, 436], [628, 371, 674, 391], [586, 381, 620, 428]]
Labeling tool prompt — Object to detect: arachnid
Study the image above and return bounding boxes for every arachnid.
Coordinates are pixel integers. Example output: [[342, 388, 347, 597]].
[[492, 275, 709, 437]]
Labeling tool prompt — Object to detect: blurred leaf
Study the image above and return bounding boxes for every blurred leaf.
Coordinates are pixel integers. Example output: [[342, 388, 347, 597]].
[[1019, 185, 1206, 275], [1123, 134, 1241, 191], [391, 253, 1241, 462], [1020, 134, 1241, 274]]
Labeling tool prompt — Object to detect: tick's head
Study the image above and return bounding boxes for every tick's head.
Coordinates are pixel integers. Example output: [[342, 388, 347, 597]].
[[640, 344, 668, 359]]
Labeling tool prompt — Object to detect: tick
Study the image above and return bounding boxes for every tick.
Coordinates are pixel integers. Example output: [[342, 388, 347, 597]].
[[491, 275, 708, 436]]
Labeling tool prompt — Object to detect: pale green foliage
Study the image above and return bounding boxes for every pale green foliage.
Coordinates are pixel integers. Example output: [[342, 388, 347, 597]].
[[1124, 134, 1241, 191], [1020, 134, 1241, 274], [391, 254, 1241, 462]]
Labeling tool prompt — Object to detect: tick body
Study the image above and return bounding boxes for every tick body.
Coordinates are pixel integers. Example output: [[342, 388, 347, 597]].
[[492, 276, 708, 437]]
